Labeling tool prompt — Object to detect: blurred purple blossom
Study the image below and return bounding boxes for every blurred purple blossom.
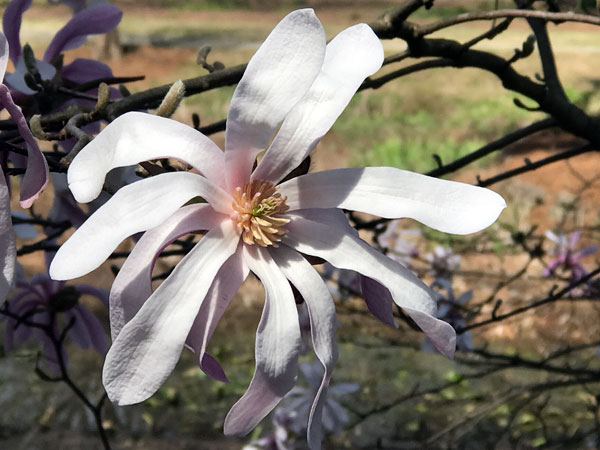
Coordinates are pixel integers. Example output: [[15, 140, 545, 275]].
[[422, 279, 473, 353], [544, 230, 598, 291], [280, 360, 359, 437], [426, 246, 460, 281], [243, 409, 295, 450], [377, 220, 420, 266], [1, 260, 108, 370], [2, 0, 121, 101]]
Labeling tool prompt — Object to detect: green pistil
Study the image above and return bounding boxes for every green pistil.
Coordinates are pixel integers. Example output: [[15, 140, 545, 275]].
[[252, 199, 276, 217]]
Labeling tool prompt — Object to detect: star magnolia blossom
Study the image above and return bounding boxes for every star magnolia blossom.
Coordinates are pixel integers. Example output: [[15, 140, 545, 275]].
[[49, 9, 506, 449]]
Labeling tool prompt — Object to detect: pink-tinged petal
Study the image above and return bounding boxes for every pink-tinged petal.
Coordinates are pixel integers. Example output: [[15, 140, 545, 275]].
[[359, 275, 397, 328], [224, 245, 301, 436], [43, 4, 122, 62], [0, 85, 49, 208], [0, 173, 15, 300], [61, 58, 113, 83], [271, 245, 337, 450], [2, 0, 31, 63], [68, 112, 226, 202], [103, 220, 240, 405], [200, 353, 228, 382], [253, 24, 383, 184], [110, 204, 226, 341], [50, 172, 231, 280], [405, 307, 456, 358], [0, 32, 9, 78], [225, 9, 325, 190], [279, 168, 506, 235], [186, 247, 248, 382], [284, 216, 456, 358]]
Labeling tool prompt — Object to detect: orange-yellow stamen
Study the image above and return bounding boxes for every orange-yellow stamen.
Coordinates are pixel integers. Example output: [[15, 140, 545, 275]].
[[232, 180, 290, 247]]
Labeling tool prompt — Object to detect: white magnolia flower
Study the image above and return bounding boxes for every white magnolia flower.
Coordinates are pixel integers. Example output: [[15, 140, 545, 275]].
[[49, 9, 506, 449]]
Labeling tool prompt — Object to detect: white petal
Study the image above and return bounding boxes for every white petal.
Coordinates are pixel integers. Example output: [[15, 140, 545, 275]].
[[185, 247, 248, 379], [0, 174, 16, 300], [68, 112, 226, 203], [102, 220, 240, 405], [225, 9, 325, 190], [271, 245, 337, 449], [110, 204, 227, 341], [284, 215, 456, 358], [50, 172, 231, 280], [224, 245, 301, 436], [279, 167, 506, 235], [0, 32, 8, 79], [253, 24, 383, 184]]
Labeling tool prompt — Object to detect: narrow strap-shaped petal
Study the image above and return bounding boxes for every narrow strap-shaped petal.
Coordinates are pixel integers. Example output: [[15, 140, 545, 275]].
[[4, 56, 57, 95], [109, 203, 226, 341], [103, 220, 240, 405], [0, 85, 49, 208], [50, 172, 231, 280], [0, 173, 15, 300], [68, 112, 226, 202], [186, 246, 248, 382], [271, 245, 337, 450], [253, 23, 383, 184], [224, 245, 301, 437], [61, 58, 113, 83], [0, 32, 9, 78], [284, 216, 456, 358], [225, 9, 325, 191], [360, 275, 397, 328], [2, 0, 31, 63], [279, 167, 506, 235], [43, 3, 122, 62]]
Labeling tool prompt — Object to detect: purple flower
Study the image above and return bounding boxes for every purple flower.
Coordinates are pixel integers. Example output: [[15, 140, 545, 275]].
[[0, 32, 49, 208], [243, 409, 295, 450], [377, 221, 420, 266], [49, 10, 505, 449], [544, 231, 598, 289], [281, 360, 359, 437], [1, 261, 109, 370], [422, 279, 473, 353], [426, 246, 460, 281], [47, 0, 108, 15], [2, 0, 121, 98]]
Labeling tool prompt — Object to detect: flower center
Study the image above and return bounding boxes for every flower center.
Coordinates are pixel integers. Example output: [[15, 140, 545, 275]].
[[232, 180, 290, 247]]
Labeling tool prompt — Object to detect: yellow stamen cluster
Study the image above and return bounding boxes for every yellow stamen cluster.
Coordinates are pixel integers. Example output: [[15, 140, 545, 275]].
[[232, 180, 290, 247]]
